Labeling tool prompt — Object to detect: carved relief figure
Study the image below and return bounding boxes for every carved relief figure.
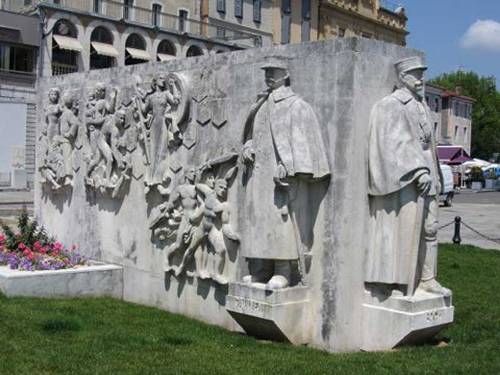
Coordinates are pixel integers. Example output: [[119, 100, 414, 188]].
[[241, 60, 330, 289], [150, 155, 239, 284], [84, 83, 117, 186], [136, 73, 181, 194], [39, 88, 79, 190], [366, 56, 451, 297], [58, 93, 80, 185]]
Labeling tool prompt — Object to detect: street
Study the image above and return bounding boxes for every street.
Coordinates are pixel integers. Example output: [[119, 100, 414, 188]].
[[439, 190, 500, 250]]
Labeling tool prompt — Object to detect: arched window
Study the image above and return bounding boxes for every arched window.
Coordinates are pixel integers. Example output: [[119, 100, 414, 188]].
[[186, 45, 203, 57], [52, 19, 82, 75], [157, 40, 176, 61], [125, 33, 151, 65], [90, 26, 117, 70]]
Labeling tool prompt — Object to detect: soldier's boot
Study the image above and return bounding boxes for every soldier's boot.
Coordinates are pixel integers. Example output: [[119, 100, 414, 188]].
[[243, 259, 273, 284], [417, 238, 451, 297], [266, 260, 292, 290]]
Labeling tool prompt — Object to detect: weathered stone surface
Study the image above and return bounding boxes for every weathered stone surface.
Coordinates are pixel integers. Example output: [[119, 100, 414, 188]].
[[0, 263, 123, 298], [35, 38, 452, 352], [227, 283, 310, 344], [362, 290, 454, 351]]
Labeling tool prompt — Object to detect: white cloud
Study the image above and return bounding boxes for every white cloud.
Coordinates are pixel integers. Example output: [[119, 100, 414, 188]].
[[461, 20, 500, 52]]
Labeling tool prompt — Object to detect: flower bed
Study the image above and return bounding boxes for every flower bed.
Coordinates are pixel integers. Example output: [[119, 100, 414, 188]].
[[0, 211, 87, 271]]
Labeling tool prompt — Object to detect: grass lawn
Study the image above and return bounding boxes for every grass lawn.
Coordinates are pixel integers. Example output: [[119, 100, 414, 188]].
[[0, 244, 499, 375]]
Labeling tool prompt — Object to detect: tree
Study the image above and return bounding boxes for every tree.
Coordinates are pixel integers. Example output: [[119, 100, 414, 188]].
[[429, 71, 500, 160]]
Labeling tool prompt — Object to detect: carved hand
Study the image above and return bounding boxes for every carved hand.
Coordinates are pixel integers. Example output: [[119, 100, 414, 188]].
[[241, 141, 255, 164], [274, 163, 289, 187], [417, 173, 432, 196]]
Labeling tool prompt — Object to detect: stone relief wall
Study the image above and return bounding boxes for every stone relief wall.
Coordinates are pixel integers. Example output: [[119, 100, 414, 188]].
[[35, 38, 453, 352]]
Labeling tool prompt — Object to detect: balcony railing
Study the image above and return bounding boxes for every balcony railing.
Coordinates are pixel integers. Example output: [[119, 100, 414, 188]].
[[38, 0, 262, 48], [51, 62, 78, 76]]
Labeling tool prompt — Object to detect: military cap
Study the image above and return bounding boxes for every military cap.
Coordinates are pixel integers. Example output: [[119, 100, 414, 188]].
[[395, 56, 427, 75]]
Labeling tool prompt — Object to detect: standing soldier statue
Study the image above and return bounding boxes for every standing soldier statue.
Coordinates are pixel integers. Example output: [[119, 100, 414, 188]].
[[366, 56, 452, 297]]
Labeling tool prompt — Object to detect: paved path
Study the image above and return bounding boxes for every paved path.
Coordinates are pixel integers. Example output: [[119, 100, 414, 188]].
[[439, 191, 500, 250]]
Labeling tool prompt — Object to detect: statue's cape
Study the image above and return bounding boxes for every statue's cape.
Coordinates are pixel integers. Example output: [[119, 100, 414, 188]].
[[368, 88, 429, 196], [269, 86, 331, 179]]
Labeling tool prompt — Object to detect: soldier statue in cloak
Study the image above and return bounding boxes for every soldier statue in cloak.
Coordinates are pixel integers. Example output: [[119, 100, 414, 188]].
[[240, 59, 330, 289], [366, 56, 451, 298]]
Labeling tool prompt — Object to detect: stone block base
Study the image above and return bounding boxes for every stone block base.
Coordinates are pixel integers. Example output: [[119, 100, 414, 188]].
[[226, 282, 310, 344], [0, 262, 123, 298], [361, 289, 454, 351]]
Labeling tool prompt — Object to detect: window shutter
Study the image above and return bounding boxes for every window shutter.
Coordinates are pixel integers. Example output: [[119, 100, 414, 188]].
[[235, 0, 243, 18], [302, 0, 311, 19], [217, 0, 226, 13], [253, 0, 261, 23]]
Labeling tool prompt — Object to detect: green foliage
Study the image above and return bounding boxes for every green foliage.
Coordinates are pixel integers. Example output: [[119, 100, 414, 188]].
[[470, 166, 484, 182], [0, 244, 499, 374], [0, 210, 53, 251], [486, 168, 497, 179], [430, 71, 500, 159]]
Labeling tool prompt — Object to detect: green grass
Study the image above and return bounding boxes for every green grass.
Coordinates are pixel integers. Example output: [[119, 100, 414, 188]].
[[1, 244, 499, 374]]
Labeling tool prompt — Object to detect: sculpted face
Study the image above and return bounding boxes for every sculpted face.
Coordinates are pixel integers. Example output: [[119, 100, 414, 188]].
[[401, 69, 425, 99], [264, 68, 287, 90], [215, 180, 227, 198], [185, 168, 196, 183], [157, 75, 166, 89], [95, 85, 106, 99], [116, 111, 126, 126], [49, 89, 60, 103], [205, 173, 215, 188]]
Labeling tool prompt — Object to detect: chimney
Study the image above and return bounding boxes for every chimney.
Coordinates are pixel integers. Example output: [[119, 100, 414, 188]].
[[455, 85, 462, 95]]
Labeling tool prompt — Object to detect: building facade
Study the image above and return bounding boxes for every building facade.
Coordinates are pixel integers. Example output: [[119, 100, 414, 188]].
[[272, 0, 407, 45], [318, 0, 407, 46], [0, 10, 39, 186], [203, 0, 274, 47], [426, 83, 474, 155]]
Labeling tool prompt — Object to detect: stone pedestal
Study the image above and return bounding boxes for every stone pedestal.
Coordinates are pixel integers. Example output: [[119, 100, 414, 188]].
[[226, 283, 310, 345], [361, 289, 454, 351]]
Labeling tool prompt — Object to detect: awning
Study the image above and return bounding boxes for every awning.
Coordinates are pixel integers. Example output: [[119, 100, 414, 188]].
[[91, 42, 119, 58], [157, 53, 176, 61], [125, 47, 151, 61], [52, 35, 83, 52], [437, 146, 472, 165]]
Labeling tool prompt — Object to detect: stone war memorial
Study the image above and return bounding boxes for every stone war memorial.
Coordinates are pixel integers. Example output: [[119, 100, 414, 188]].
[[35, 38, 454, 352]]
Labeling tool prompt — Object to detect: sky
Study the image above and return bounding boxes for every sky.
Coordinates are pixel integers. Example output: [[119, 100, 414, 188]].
[[404, 0, 500, 87]]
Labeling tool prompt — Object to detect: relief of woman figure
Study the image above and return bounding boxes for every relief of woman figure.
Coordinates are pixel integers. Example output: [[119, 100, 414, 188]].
[[137, 73, 180, 194], [39, 88, 64, 189]]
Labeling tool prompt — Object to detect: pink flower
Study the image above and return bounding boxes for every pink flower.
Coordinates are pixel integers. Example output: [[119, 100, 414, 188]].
[[34, 241, 42, 250], [71, 244, 77, 251], [18, 242, 26, 250], [54, 242, 63, 251]]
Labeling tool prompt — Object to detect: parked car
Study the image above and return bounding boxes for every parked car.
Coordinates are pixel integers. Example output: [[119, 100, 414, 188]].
[[439, 164, 454, 206]]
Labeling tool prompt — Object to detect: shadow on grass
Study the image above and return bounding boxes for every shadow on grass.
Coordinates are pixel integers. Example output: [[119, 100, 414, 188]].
[[160, 335, 192, 346], [40, 318, 81, 334]]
